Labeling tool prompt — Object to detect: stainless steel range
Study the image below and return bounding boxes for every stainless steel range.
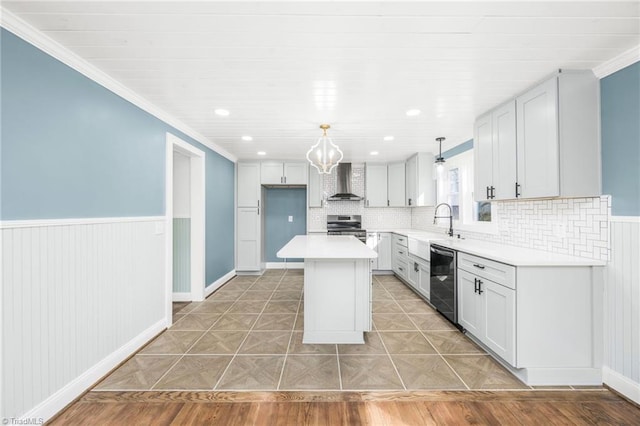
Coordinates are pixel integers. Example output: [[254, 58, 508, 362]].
[[326, 215, 366, 243]]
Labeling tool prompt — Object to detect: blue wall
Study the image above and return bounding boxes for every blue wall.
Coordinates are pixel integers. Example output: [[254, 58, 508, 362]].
[[0, 29, 235, 284], [264, 188, 306, 262], [601, 61, 640, 216], [443, 139, 473, 159]]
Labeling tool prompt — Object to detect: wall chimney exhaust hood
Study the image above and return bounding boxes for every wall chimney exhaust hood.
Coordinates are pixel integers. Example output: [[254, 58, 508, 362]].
[[328, 163, 363, 201]]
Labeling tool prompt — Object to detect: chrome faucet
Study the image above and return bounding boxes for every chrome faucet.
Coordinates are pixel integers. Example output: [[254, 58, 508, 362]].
[[433, 203, 454, 237]]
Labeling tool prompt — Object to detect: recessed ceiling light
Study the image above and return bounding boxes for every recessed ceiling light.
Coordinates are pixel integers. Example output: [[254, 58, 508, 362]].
[[241, 136, 253, 141], [214, 109, 230, 116], [370, 151, 379, 156], [383, 136, 394, 141], [257, 151, 266, 156], [406, 109, 421, 116]]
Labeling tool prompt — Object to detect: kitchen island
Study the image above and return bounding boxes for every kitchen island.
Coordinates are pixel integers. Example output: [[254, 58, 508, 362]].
[[277, 235, 377, 344]]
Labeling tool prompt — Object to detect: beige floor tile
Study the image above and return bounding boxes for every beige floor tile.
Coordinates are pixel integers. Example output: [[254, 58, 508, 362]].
[[280, 355, 340, 390], [140, 331, 204, 355], [191, 301, 233, 314], [230, 275, 260, 284], [262, 269, 286, 277], [398, 299, 436, 314], [443, 355, 529, 390], [572, 385, 605, 390], [153, 355, 232, 390], [373, 313, 417, 331], [339, 355, 403, 390], [379, 331, 437, 354], [375, 275, 403, 284], [533, 385, 574, 390], [94, 355, 179, 390], [217, 355, 285, 390], [253, 313, 296, 331], [372, 287, 392, 301], [238, 330, 292, 354], [250, 280, 282, 290], [278, 281, 303, 291], [187, 330, 247, 354], [172, 314, 186, 324], [423, 331, 485, 355], [408, 313, 457, 331], [338, 332, 386, 355], [373, 300, 404, 313], [171, 313, 221, 331], [226, 300, 268, 314], [209, 313, 259, 330], [289, 331, 337, 354], [270, 291, 302, 301], [294, 313, 304, 330], [210, 290, 246, 301], [175, 302, 198, 314], [389, 288, 422, 301], [263, 300, 300, 314], [173, 302, 190, 316], [391, 355, 466, 390], [225, 280, 256, 290], [237, 290, 274, 301]]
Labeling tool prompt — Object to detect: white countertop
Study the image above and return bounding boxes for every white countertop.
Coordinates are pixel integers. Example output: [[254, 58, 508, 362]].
[[278, 235, 378, 259]]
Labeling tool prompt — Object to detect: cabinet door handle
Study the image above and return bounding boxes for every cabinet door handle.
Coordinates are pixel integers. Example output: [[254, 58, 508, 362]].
[[284, 176, 287, 184], [408, 198, 412, 206], [257, 199, 260, 215], [414, 263, 419, 272], [515, 182, 521, 198], [474, 278, 479, 294], [387, 200, 390, 207], [486, 186, 490, 199], [473, 263, 485, 270], [477, 279, 484, 295], [366, 199, 370, 207], [399, 251, 404, 255], [490, 186, 495, 199], [398, 267, 404, 271]]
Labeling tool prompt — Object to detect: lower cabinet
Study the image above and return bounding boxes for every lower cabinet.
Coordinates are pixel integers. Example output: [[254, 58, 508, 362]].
[[236, 208, 261, 271], [366, 232, 392, 271], [458, 269, 515, 365], [408, 256, 430, 300]]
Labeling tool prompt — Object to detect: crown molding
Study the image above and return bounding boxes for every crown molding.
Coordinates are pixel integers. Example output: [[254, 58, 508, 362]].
[[0, 7, 237, 163], [593, 45, 640, 79]]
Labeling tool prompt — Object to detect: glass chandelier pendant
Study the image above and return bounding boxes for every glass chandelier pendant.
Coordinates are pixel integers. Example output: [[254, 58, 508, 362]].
[[307, 124, 344, 174]]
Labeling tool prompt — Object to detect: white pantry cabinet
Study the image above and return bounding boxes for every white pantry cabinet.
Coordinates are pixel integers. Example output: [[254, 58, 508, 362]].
[[308, 165, 323, 207], [364, 163, 388, 207], [261, 162, 307, 185], [405, 153, 436, 207], [237, 163, 261, 207], [236, 207, 261, 271], [387, 162, 406, 207]]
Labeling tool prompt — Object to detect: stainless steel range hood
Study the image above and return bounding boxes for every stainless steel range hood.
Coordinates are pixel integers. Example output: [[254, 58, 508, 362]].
[[328, 163, 363, 201]]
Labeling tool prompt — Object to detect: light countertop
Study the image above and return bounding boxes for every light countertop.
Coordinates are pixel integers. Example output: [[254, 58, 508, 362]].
[[278, 235, 378, 259]]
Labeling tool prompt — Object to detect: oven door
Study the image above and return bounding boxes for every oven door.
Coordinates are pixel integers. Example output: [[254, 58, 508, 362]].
[[430, 244, 457, 325], [327, 230, 366, 243]]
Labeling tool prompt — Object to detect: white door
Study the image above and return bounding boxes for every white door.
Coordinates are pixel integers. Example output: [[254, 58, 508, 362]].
[[457, 270, 482, 336], [237, 208, 260, 271], [365, 163, 388, 207], [260, 162, 284, 185], [387, 162, 406, 207], [492, 100, 517, 200], [377, 233, 392, 270], [516, 77, 559, 199], [482, 280, 516, 365], [474, 112, 493, 202], [284, 162, 307, 185], [237, 163, 260, 207], [308, 165, 323, 207], [405, 155, 417, 206]]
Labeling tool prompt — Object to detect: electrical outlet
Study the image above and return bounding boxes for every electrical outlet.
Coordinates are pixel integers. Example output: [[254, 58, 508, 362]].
[[288, 216, 293, 222]]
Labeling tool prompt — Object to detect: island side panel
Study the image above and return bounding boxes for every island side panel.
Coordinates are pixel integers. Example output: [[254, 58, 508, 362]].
[[303, 258, 371, 344]]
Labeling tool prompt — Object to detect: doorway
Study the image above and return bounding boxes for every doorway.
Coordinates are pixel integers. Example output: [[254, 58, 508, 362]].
[[165, 133, 206, 327]]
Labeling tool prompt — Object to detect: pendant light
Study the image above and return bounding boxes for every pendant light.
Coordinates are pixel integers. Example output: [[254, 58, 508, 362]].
[[306, 124, 344, 174], [435, 137, 446, 170]]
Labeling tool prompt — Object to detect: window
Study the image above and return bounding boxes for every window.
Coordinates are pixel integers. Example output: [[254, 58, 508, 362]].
[[435, 149, 496, 232]]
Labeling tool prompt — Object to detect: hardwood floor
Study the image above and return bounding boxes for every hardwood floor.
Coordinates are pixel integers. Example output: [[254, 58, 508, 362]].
[[50, 390, 640, 425]]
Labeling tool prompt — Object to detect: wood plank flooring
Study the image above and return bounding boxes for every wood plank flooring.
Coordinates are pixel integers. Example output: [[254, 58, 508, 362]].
[[49, 390, 640, 425]]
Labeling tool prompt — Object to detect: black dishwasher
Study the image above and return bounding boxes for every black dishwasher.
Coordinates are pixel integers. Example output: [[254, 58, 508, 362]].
[[430, 244, 458, 325]]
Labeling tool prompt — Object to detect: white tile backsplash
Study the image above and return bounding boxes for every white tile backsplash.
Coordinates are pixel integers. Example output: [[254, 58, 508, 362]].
[[411, 196, 611, 261]]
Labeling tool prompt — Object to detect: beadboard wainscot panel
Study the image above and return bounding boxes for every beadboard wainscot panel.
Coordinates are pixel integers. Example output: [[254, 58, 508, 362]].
[[1, 217, 166, 420], [603, 216, 640, 404], [172, 218, 191, 297]]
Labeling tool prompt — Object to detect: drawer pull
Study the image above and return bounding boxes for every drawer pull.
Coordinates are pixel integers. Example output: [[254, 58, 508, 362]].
[[473, 264, 485, 270], [398, 251, 404, 255], [398, 267, 404, 271]]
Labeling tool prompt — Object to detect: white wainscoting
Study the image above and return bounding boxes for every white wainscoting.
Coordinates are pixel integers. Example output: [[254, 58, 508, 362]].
[[0, 217, 166, 420], [603, 217, 640, 404]]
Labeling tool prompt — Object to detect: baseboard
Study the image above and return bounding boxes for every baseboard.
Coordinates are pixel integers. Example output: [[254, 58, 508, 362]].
[[205, 269, 236, 298], [21, 319, 166, 422], [265, 262, 304, 269], [603, 367, 640, 404], [172, 292, 191, 302]]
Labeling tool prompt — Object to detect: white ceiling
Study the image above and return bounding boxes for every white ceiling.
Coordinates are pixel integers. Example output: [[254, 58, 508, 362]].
[[3, 1, 639, 162]]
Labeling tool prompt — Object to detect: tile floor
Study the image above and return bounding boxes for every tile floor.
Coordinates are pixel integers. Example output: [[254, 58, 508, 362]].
[[94, 270, 577, 392]]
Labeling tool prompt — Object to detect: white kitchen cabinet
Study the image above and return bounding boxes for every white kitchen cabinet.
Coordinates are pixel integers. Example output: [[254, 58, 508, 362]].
[[260, 161, 307, 185], [387, 162, 406, 207], [377, 233, 392, 270], [405, 153, 435, 206], [417, 262, 430, 300], [237, 162, 261, 207], [236, 207, 261, 271], [366, 233, 378, 270], [364, 163, 388, 207], [308, 165, 323, 207], [391, 233, 409, 279], [474, 100, 517, 201]]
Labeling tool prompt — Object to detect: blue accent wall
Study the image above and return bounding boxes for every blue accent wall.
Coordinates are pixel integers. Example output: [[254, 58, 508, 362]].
[[601, 61, 640, 216], [1, 29, 235, 283], [264, 188, 307, 262]]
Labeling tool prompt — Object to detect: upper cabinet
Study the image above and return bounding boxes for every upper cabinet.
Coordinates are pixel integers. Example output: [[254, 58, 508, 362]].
[[405, 153, 435, 207], [237, 162, 261, 207], [260, 162, 307, 185], [365, 163, 388, 207], [387, 162, 406, 207], [474, 70, 600, 201], [308, 165, 324, 207], [474, 100, 517, 202]]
